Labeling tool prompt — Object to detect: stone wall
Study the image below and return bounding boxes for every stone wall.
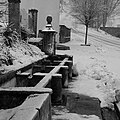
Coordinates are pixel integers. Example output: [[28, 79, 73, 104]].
[[100, 27, 120, 38]]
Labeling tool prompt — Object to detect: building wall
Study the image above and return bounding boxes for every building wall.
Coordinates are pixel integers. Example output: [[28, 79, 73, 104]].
[[20, 0, 60, 39]]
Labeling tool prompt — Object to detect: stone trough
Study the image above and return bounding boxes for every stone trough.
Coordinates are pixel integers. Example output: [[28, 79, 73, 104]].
[[0, 54, 73, 120]]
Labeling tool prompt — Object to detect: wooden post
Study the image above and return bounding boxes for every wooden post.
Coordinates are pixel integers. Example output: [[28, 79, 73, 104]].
[[60, 66, 68, 88], [51, 74, 62, 104], [65, 60, 73, 80]]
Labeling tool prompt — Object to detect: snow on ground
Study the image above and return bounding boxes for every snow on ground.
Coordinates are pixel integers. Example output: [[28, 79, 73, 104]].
[[56, 27, 120, 119], [0, 40, 46, 73]]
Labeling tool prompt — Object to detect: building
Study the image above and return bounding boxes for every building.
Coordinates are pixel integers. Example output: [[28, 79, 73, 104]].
[[20, 0, 60, 40]]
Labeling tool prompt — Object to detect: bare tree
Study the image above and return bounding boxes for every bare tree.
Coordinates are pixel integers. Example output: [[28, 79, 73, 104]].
[[70, 0, 104, 45], [60, 0, 65, 13], [60, 0, 70, 13], [102, 0, 120, 27]]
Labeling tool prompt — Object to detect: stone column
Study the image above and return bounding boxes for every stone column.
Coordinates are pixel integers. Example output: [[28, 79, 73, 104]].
[[8, 0, 21, 34], [28, 9, 38, 37], [42, 16, 57, 55]]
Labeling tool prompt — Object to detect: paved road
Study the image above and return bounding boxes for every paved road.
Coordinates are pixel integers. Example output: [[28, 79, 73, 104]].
[[73, 28, 120, 49]]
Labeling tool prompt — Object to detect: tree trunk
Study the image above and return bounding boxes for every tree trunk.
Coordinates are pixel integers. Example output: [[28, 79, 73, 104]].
[[85, 24, 88, 45], [103, 12, 107, 28]]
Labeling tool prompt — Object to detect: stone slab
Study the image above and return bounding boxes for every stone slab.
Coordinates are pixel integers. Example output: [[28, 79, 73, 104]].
[[0, 93, 51, 120]]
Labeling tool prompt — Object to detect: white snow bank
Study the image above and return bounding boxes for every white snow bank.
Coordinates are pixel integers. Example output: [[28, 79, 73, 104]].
[[79, 59, 117, 108], [0, 40, 46, 73], [68, 54, 119, 109]]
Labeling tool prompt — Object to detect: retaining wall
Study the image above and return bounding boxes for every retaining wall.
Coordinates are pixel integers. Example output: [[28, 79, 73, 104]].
[[100, 27, 120, 38]]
